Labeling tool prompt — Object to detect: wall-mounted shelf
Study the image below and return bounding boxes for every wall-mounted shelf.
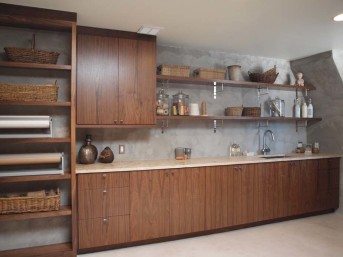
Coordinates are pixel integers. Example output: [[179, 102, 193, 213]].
[[0, 138, 71, 143], [0, 61, 72, 71], [157, 116, 322, 122], [0, 101, 71, 107], [0, 206, 72, 222], [157, 75, 316, 91]]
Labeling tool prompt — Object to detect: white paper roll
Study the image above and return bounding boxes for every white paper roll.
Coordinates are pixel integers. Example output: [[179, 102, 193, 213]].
[[0, 116, 51, 129]]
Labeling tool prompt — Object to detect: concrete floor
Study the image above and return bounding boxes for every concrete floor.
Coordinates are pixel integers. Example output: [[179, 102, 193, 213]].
[[79, 212, 343, 257]]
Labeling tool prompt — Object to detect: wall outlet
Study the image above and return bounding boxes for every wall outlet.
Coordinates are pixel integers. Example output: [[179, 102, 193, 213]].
[[119, 145, 125, 154]]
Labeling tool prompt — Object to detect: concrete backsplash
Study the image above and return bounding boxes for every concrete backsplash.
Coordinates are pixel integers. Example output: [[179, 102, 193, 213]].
[[77, 45, 307, 161]]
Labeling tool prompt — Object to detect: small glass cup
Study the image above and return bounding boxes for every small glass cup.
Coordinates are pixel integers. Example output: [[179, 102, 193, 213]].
[[184, 148, 192, 159]]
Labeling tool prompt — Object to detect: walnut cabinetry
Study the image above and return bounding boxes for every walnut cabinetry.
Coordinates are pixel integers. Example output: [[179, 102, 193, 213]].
[[77, 158, 340, 252], [77, 172, 130, 249], [76, 27, 156, 127], [130, 167, 206, 241]]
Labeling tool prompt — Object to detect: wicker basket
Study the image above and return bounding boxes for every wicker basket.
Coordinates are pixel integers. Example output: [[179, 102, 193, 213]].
[[4, 34, 60, 64], [242, 107, 261, 117], [193, 68, 226, 80], [0, 81, 59, 102], [225, 107, 243, 116], [248, 66, 279, 84], [0, 189, 60, 214], [157, 64, 190, 77]]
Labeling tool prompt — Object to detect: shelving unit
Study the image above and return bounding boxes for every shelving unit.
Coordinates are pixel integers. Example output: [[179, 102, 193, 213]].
[[0, 3, 76, 257], [157, 116, 322, 121]]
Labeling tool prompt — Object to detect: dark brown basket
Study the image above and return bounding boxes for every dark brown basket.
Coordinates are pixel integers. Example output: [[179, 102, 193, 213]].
[[248, 66, 279, 83], [225, 107, 243, 116], [4, 34, 60, 64], [157, 64, 190, 77], [0, 189, 60, 214], [243, 107, 261, 117], [0, 81, 59, 102]]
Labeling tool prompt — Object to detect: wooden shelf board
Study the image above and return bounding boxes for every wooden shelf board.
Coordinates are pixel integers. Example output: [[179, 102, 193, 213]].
[[0, 138, 71, 143], [0, 206, 72, 222], [157, 116, 322, 122], [157, 75, 316, 91], [76, 124, 157, 128], [0, 171, 71, 183], [0, 101, 71, 107], [0, 61, 71, 70], [0, 242, 73, 257]]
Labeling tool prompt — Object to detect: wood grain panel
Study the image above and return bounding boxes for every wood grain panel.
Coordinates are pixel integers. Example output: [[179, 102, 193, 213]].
[[78, 215, 130, 249], [169, 167, 206, 235], [300, 160, 318, 213], [118, 38, 156, 125], [78, 172, 129, 190], [130, 169, 170, 241], [261, 162, 279, 220], [205, 166, 234, 230], [77, 34, 119, 125]]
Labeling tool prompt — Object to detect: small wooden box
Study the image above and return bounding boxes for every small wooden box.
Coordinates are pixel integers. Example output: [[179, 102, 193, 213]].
[[194, 68, 226, 80], [157, 64, 190, 77]]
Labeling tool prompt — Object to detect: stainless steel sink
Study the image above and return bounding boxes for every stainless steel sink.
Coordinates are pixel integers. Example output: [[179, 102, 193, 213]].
[[259, 154, 288, 159]]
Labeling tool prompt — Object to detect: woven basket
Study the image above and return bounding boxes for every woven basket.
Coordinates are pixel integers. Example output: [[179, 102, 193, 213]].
[[0, 189, 60, 214], [4, 34, 60, 64], [0, 81, 59, 102], [225, 107, 243, 116], [248, 66, 279, 84], [242, 107, 261, 117], [193, 68, 226, 80], [157, 64, 190, 77]]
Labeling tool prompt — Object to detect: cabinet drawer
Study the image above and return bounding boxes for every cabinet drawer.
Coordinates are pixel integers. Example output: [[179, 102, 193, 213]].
[[78, 187, 130, 220], [78, 172, 129, 190], [79, 215, 130, 249]]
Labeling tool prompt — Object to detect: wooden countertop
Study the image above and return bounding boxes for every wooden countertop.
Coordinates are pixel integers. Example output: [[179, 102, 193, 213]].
[[76, 153, 342, 174]]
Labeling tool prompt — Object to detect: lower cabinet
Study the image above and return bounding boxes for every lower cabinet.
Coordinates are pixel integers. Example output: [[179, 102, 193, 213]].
[[130, 167, 206, 241], [77, 158, 340, 251]]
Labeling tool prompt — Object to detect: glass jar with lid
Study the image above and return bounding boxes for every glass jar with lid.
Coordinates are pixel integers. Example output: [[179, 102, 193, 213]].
[[172, 91, 189, 116], [156, 89, 170, 116]]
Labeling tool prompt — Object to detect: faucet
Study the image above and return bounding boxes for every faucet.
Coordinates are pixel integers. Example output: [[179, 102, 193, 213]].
[[261, 130, 275, 155]]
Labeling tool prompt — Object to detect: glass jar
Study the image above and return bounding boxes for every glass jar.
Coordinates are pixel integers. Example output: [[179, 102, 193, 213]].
[[172, 91, 189, 116], [156, 89, 170, 116]]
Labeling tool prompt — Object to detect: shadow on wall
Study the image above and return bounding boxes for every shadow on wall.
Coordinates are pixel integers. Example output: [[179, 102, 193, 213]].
[[290, 50, 343, 213]]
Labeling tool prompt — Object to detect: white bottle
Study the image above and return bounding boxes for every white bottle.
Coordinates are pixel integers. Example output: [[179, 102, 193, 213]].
[[295, 99, 301, 118], [307, 98, 313, 118], [301, 100, 308, 118]]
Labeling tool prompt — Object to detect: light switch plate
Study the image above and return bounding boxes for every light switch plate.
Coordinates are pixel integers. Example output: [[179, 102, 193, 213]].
[[119, 145, 125, 154]]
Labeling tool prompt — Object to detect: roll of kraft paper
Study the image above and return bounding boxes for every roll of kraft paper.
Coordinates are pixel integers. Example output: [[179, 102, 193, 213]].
[[0, 153, 62, 165], [0, 116, 51, 129]]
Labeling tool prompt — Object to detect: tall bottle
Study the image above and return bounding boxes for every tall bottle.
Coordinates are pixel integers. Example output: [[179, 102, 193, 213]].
[[301, 100, 308, 118], [294, 98, 301, 118], [307, 98, 313, 118], [78, 134, 98, 164]]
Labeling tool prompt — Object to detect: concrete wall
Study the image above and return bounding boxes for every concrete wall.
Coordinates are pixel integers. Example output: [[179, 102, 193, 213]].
[[77, 45, 305, 161], [291, 50, 343, 213]]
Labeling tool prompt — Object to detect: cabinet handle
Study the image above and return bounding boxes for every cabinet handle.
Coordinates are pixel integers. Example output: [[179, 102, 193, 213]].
[[114, 120, 117, 124], [103, 218, 108, 223], [120, 120, 124, 124], [103, 189, 107, 194], [165, 172, 169, 177], [102, 174, 107, 179], [171, 172, 174, 176]]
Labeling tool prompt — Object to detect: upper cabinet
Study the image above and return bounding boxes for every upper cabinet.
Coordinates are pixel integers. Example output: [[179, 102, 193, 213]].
[[76, 27, 156, 127]]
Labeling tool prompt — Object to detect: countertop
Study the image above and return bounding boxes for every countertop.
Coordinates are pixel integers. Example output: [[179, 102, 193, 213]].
[[76, 153, 342, 174]]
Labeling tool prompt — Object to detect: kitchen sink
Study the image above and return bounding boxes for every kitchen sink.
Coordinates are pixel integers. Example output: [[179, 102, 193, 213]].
[[259, 154, 288, 159]]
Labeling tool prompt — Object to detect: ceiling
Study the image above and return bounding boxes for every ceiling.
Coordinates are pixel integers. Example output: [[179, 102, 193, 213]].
[[2, 0, 343, 60]]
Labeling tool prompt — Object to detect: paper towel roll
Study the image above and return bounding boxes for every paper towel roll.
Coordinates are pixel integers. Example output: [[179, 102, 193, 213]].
[[189, 103, 200, 116], [0, 116, 51, 129]]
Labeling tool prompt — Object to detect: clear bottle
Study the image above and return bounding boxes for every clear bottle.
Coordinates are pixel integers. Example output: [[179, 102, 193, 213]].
[[294, 98, 301, 118], [156, 89, 170, 116], [301, 100, 308, 118], [307, 98, 313, 118]]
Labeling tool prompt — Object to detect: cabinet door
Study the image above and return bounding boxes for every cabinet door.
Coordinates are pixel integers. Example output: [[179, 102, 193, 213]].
[[77, 33, 119, 125], [118, 38, 156, 125], [169, 167, 206, 235], [300, 160, 318, 213], [233, 164, 256, 225], [205, 166, 234, 230], [130, 169, 170, 241]]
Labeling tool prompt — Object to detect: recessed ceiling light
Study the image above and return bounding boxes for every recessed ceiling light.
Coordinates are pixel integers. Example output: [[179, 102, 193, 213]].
[[333, 13, 343, 21], [137, 25, 163, 35]]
